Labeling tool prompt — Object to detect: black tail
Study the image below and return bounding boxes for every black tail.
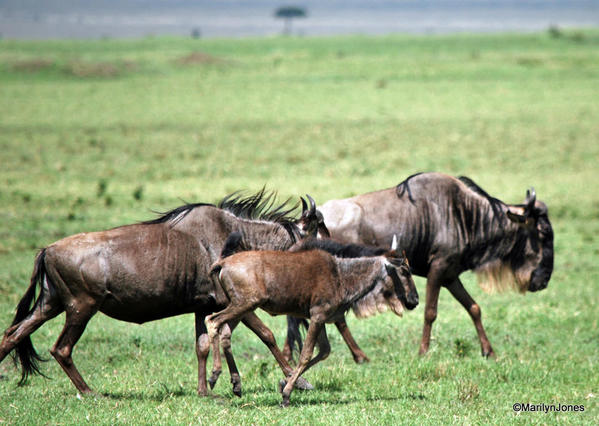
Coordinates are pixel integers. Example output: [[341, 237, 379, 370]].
[[286, 316, 309, 355], [221, 231, 245, 258], [11, 249, 50, 385]]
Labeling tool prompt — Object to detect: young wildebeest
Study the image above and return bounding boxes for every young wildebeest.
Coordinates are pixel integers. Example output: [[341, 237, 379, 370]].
[[206, 234, 418, 407], [284, 238, 405, 363], [315, 172, 554, 358], [0, 190, 321, 396]]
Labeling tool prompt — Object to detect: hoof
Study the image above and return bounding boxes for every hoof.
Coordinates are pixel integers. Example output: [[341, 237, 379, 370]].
[[294, 377, 314, 391], [278, 379, 287, 394], [232, 386, 242, 398], [77, 390, 101, 400], [280, 399, 290, 408], [231, 374, 242, 397], [208, 371, 221, 390], [353, 355, 370, 364], [482, 350, 496, 359]]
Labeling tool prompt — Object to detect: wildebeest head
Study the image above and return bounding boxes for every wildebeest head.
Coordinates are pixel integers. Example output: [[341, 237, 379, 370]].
[[297, 195, 331, 238], [504, 188, 554, 292], [383, 236, 419, 311]]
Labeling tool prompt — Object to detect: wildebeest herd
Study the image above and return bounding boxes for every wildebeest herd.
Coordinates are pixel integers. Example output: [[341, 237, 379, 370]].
[[0, 172, 554, 407]]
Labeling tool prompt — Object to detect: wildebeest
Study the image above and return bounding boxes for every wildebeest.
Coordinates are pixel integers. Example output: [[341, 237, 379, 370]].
[[316, 172, 554, 358], [283, 238, 406, 363], [207, 234, 418, 406], [0, 190, 322, 396]]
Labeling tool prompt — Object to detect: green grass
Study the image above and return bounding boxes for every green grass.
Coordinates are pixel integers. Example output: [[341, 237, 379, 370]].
[[1, 30, 598, 424]]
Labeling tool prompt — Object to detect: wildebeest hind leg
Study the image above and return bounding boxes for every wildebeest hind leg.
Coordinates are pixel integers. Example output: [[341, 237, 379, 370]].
[[49, 304, 97, 395], [0, 298, 62, 365], [335, 319, 370, 363], [446, 278, 495, 358], [218, 321, 243, 396]]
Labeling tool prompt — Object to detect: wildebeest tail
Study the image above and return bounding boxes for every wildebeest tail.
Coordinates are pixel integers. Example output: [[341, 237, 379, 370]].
[[12, 248, 51, 385], [221, 231, 245, 258], [209, 231, 245, 279], [286, 316, 309, 354]]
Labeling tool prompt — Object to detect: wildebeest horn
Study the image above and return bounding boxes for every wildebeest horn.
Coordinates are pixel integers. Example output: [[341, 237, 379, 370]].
[[391, 235, 398, 250], [525, 188, 536, 214], [300, 197, 308, 214], [306, 194, 316, 213]]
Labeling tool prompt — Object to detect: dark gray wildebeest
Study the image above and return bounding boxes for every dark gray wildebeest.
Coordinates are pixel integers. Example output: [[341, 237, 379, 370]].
[[313, 172, 554, 358], [207, 233, 418, 407], [0, 190, 323, 397]]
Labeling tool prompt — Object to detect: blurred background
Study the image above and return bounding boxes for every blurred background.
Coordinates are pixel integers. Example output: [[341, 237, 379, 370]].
[[1, 0, 598, 39]]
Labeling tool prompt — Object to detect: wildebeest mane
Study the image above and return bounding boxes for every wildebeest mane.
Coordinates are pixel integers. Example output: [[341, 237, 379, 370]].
[[395, 172, 424, 203], [218, 188, 299, 227], [143, 202, 213, 226], [143, 188, 299, 231], [292, 238, 387, 258], [457, 176, 504, 218]]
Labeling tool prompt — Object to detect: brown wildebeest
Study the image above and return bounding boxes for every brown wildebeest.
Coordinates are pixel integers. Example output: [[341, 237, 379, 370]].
[[283, 238, 403, 363], [315, 172, 554, 358], [206, 234, 418, 407], [0, 190, 321, 396]]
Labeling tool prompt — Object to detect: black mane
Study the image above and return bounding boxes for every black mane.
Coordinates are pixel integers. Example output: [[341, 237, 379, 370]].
[[217, 188, 298, 226], [457, 176, 505, 218], [294, 238, 387, 258], [395, 172, 424, 203], [143, 188, 299, 229], [143, 202, 213, 225]]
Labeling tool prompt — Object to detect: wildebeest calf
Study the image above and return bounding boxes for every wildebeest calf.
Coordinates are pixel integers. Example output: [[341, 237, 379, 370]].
[[206, 234, 418, 407]]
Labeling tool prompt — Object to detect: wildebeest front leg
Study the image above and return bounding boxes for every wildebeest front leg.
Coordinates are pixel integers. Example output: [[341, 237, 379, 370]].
[[280, 320, 324, 407], [446, 278, 495, 358], [241, 312, 314, 391], [335, 319, 370, 363], [419, 270, 443, 356]]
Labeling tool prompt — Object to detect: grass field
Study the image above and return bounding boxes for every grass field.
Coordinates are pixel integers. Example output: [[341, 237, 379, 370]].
[[0, 30, 598, 424]]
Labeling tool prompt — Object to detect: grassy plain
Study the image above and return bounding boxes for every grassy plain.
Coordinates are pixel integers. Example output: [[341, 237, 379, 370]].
[[0, 30, 598, 424]]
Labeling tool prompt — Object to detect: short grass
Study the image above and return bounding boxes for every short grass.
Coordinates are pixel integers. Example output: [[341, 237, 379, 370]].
[[0, 30, 598, 424]]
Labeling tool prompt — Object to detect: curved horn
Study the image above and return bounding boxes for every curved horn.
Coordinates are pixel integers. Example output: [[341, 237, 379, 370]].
[[300, 196, 308, 214], [306, 194, 316, 213], [391, 234, 398, 251], [525, 187, 536, 215]]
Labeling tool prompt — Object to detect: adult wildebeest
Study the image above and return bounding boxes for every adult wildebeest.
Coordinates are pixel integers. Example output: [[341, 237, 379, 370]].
[[0, 190, 322, 396], [207, 234, 418, 407], [315, 172, 554, 358]]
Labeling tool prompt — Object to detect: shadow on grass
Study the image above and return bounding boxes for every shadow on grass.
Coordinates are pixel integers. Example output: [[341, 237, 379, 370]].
[[100, 384, 196, 402], [228, 382, 428, 408], [96, 378, 427, 407]]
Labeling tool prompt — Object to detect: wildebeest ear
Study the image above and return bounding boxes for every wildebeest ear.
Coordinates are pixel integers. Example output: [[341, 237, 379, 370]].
[[506, 207, 528, 224], [391, 235, 398, 251]]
